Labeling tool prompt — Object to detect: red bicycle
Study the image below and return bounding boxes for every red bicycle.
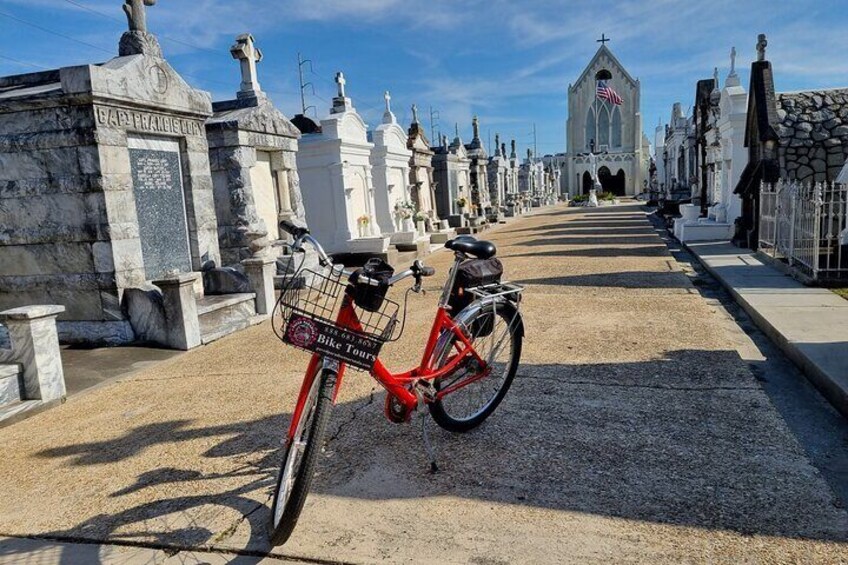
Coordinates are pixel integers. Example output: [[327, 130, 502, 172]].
[[269, 221, 524, 545]]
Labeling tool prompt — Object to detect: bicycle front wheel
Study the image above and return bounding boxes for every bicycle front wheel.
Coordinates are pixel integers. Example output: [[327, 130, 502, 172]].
[[429, 300, 523, 433], [269, 367, 336, 546]]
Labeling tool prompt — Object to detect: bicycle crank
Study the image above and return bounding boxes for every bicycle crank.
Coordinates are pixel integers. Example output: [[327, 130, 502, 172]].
[[384, 394, 412, 423]]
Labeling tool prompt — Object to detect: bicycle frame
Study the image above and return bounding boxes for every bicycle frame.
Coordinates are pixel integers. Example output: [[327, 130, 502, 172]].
[[286, 255, 490, 441]]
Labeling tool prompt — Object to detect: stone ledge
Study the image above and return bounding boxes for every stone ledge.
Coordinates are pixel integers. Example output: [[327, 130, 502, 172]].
[[0, 305, 65, 321], [686, 241, 848, 418]]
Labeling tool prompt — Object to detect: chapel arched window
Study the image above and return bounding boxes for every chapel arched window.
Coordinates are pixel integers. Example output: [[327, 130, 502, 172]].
[[598, 106, 610, 147], [585, 107, 596, 151], [611, 106, 622, 148]]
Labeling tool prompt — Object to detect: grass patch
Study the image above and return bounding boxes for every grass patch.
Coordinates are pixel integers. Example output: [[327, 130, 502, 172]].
[[832, 288, 848, 301]]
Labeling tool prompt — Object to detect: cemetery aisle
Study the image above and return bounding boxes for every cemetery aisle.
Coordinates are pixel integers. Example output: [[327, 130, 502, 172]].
[[0, 203, 846, 563]]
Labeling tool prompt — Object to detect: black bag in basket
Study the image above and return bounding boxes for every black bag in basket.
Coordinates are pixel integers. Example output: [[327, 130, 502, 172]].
[[349, 258, 394, 312], [448, 257, 503, 336]]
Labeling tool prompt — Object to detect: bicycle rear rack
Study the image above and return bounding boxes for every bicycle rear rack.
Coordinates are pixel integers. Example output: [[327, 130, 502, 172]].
[[465, 281, 524, 303]]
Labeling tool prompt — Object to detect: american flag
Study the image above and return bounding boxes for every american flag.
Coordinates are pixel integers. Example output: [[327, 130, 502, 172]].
[[596, 80, 623, 105]]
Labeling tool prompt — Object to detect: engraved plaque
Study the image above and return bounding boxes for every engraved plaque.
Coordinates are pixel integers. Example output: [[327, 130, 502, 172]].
[[130, 148, 193, 280]]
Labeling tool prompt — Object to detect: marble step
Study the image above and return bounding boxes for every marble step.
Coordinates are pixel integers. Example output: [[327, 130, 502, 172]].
[[0, 364, 22, 407], [197, 293, 257, 345], [0, 400, 41, 426]]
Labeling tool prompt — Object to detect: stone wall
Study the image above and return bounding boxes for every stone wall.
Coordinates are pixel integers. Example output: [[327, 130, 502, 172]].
[[0, 98, 119, 329], [777, 89, 848, 183]]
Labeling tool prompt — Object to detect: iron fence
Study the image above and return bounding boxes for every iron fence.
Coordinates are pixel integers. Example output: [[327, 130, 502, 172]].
[[759, 180, 848, 281]]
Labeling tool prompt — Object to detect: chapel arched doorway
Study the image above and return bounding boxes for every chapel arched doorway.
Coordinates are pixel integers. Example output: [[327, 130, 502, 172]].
[[598, 166, 612, 193], [582, 171, 593, 194]]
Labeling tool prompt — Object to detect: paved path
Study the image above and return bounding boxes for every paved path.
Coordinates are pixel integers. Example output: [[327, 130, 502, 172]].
[[0, 204, 846, 564], [687, 241, 848, 418]]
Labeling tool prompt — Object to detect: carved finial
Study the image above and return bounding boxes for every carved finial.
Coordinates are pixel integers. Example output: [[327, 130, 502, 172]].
[[501, 142, 507, 158], [756, 34, 767, 62], [729, 46, 737, 76], [230, 34, 263, 95], [494, 133, 501, 155], [472, 115, 480, 141], [335, 72, 346, 97], [123, 0, 156, 33], [411, 103, 419, 124], [455, 122, 459, 138], [510, 139, 516, 158]]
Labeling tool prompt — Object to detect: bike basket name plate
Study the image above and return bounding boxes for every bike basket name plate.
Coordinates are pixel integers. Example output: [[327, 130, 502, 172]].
[[283, 313, 383, 371]]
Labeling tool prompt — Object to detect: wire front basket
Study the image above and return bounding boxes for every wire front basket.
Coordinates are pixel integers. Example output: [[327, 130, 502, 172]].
[[272, 253, 401, 370]]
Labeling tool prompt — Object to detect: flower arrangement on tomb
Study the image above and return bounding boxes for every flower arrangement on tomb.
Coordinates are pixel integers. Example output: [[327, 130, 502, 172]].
[[357, 215, 370, 226], [393, 201, 415, 219], [413, 211, 428, 223], [455, 197, 467, 209]]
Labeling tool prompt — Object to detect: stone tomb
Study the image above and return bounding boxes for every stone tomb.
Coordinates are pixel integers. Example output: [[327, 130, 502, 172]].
[[0, 23, 218, 345], [433, 131, 472, 229], [206, 34, 307, 277], [487, 133, 508, 223], [464, 116, 491, 220], [407, 105, 453, 244], [368, 92, 426, 256], [0, 5, 267, 349], [296, 73, 389, 257]]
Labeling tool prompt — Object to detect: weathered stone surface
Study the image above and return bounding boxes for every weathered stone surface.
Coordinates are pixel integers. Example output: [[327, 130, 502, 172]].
[[0, 305, 66, 401], [202, 267, 250, 295], [122, 287, 167, 345]]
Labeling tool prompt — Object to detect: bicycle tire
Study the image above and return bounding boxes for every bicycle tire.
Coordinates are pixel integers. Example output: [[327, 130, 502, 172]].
[[269, 367, 336, 546], [429, 300, 523, 433]]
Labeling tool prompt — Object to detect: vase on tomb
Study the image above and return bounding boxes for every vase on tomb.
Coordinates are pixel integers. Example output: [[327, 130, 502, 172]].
[[244, 228, 270, 258]]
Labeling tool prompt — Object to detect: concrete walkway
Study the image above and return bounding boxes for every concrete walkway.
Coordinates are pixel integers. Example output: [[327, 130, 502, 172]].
[[687, 242, 848, 418], [0, 204, 845, 563]]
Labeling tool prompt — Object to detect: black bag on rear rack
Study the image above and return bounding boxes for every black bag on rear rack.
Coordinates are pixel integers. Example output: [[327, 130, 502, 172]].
[[349, 258, 394, 312], [448, 257, 503, 337]]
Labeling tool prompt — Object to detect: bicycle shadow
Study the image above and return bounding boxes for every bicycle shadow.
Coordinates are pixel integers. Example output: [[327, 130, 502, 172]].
[[7, 348, 845, 563]]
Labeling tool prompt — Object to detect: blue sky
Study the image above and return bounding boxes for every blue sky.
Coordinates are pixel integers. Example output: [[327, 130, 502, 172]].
[[2, 0, 847, 157]]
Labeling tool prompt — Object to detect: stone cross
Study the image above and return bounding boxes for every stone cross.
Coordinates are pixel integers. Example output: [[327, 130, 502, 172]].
[[384, 91, 392, 113], [335, 72, 346, 97], [230, 34, 263, 94], [411, 104, 419, 124], [472, 116, 480, 140], [756, 34, 768, 62], [123, 0, 156, 33], [730, 46, 737, 75]]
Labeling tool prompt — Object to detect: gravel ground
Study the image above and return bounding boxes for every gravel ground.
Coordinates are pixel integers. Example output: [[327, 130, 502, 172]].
[[0, 203, 845, 564]]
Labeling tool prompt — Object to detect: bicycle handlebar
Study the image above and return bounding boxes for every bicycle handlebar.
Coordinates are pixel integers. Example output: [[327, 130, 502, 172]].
[[281, 221, 435, 287]]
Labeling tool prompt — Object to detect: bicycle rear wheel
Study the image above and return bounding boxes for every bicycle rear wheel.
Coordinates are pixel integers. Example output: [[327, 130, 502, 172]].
[[269, 367, 336, 546], [429, 300, 523, 433]]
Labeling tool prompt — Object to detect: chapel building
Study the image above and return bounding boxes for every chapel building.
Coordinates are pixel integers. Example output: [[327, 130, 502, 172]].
[[564, 42, 650, 196]]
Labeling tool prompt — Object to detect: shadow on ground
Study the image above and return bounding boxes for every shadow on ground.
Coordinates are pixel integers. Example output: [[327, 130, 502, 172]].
[[5, 349, 843, 562]]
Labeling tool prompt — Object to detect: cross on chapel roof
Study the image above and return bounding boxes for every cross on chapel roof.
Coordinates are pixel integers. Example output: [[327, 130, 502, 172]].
[[596, 33, 610, 45]]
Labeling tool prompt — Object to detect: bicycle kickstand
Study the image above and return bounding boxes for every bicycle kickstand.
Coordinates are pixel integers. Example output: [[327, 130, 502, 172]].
[[419, 408, 439, 474]]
